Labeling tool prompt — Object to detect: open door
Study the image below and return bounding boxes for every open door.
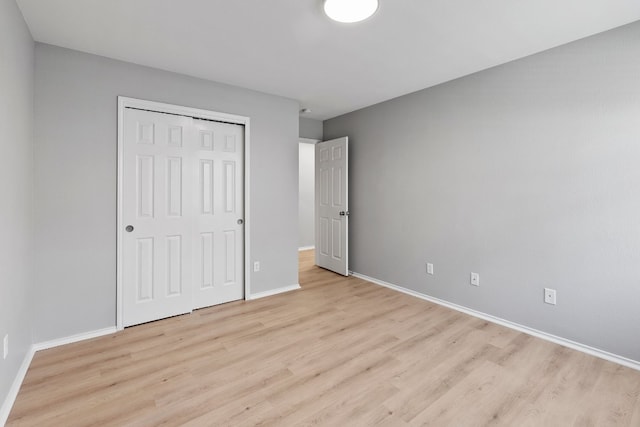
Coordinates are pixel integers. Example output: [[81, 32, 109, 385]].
[[315, 137, 349, 276]]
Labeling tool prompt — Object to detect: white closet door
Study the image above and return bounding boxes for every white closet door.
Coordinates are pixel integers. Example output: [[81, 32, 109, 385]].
[[122, 108, 195, 327], [192, 119, 245, 309]]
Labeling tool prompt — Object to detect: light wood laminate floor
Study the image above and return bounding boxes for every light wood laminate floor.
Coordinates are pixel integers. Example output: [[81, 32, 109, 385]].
[[8, 250, 640, 426]]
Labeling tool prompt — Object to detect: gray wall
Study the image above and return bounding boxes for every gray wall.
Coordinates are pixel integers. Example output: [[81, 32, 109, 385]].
[[0, 0, 34, 414], [298, 142, 315, 248], [299, 117, 323, 140], [34, 43, 300, 342], [325, 21, 640, 362]]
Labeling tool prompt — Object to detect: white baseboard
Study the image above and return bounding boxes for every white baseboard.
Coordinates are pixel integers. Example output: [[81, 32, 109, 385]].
[[352, 272, 640, 372], [0, 345, 36, 426], [298, 246, 315, 251], [33, 327, 118, 352], [1, 326, 118, 426], [248, 284, 301, 300]]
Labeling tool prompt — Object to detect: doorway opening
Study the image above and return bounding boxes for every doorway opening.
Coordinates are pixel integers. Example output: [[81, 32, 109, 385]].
[[299, 136, 350, 276], [298, 138, 318, 252]]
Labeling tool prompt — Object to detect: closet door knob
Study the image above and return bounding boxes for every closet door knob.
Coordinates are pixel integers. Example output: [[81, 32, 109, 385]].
[[125, 225, 134, 232]]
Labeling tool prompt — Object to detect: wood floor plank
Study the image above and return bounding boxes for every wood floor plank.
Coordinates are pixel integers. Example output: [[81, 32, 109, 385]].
[[7, 250, 640, 426]]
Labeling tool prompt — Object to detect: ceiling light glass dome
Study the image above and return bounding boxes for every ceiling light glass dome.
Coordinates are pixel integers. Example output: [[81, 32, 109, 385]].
[[324, 0, 379, 23]]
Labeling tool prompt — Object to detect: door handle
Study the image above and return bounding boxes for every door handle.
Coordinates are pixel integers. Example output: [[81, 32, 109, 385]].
[[237, 219, 244, 225], [125, 225, 134, 232], [339, 211, 350, 216]]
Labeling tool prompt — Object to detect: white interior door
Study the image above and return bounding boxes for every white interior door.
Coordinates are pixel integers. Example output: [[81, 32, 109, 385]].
[[122, 107, 245, 327], [193, 119, 244, 309], [122, 108, 194, 326], [315, 137, 349, 276]]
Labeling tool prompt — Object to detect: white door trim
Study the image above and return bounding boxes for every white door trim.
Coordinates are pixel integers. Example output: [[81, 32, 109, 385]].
[[116, 96, 251, 330]]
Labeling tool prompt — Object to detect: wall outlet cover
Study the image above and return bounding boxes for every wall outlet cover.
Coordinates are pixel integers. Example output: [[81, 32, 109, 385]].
[[544, 288, 557, 305], [470, 272, 480, 286]]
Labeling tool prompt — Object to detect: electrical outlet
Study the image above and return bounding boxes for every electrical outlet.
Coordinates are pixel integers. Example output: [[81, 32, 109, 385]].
[[544, 288, 557, 305], [426, 263, 434, 275], [3, 334, 8, 360], [253, 261, 260, 272], [470, 272, 480, 286]]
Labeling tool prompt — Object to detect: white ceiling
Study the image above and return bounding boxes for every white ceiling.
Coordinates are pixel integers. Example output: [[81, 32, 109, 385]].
[[16, 0, 640, 120]]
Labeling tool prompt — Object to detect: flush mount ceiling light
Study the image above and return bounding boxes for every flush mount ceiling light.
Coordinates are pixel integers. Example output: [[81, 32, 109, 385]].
[[324, 0, 379, 23]]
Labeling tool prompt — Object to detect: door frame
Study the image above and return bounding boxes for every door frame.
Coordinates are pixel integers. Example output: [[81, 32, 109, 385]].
[[116, 96, 251, 330]]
